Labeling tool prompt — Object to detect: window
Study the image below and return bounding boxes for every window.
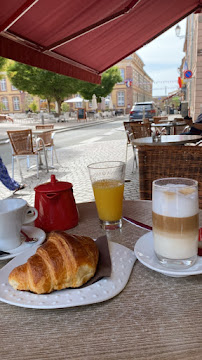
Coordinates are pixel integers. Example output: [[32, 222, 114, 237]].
[[13, 96, 20, 110], [1, 97, 9, 110], [75, 102, 82, 108], [11, 85, 18, 90], [0, 78, 7, 91], [117, 69, 125, 84], [117, 91, 125, 106]]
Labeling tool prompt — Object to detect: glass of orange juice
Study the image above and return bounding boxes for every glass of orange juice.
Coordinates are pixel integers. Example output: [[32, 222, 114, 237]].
[[88, 161, 126, 230]]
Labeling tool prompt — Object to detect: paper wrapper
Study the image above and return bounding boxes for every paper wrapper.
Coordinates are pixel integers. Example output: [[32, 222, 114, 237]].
[[81, 235, 112, 287]]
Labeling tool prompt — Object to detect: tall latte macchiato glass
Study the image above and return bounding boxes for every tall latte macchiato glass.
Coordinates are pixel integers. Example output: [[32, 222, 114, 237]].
[[88, 161, 125, 230], [152, 178, 199, 269]]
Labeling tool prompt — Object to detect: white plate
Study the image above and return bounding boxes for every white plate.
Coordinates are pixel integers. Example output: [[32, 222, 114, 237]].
[[134, 232, 202, 277], [0, 226, 46, 260], [0, 241, 136, 309]]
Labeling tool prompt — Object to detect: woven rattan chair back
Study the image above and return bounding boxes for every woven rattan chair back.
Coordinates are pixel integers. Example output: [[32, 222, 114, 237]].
[[129, 122, 151, 138], [138, 145, 202, 208], [7, 129, 34, 155], [37, 132, 53, 147], [123, 122, 134, 144]]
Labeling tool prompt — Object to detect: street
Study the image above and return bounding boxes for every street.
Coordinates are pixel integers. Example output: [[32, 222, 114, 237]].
[[0, 118, 139, 205], [0, 119, 126, 165]]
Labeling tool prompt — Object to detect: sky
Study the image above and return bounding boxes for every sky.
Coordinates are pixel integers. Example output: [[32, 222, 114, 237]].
[[136, 18, 187, 98]]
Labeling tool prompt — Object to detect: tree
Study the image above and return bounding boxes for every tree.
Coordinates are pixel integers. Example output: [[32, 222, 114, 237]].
[[0, 57, 7, 72], [79, 67, 122, 102], [7, 62, 81, 114], [0, 57, 8, 110]]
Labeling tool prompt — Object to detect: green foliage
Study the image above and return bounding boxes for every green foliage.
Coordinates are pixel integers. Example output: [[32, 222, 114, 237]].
[[171, 96, 180, 108], [29, 102, 37, 113], [0, 101, 5, 111], [6, 62, 122, 114], [0, 57, 7, 71], [0, 57, 7, 80], [7, 62, 82, 113], [61, 102, 70, 112], [79, 67, 122, 102]]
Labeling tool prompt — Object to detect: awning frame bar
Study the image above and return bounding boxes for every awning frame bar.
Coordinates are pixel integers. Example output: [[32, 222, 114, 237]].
[[0, 0, 39, 32]]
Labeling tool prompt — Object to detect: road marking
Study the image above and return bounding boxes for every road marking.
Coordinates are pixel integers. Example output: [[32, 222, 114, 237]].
[[81, 136, 102, 144]]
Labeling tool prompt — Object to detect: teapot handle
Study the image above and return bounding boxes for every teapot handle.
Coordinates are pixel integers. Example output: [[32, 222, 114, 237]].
[[45, 193, 58, 199]]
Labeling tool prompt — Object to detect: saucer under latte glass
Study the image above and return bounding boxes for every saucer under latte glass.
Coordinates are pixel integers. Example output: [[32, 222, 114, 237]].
[[152, 178, 199, 269], [88, 161, 125, 230]]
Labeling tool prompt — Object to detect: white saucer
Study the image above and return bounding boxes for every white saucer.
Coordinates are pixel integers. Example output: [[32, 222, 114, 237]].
[[0, 226, 46, 260], [134, 232, 202, 277]]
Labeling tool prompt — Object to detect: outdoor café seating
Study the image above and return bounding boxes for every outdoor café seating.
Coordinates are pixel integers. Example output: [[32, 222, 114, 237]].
[[0, 114, 13, 123], [153, 116, 168, 123], [138, 144, 202, 208], [123, 122, 151, 172], [35, 125, 58, 167], [7, 129, 48, 180]]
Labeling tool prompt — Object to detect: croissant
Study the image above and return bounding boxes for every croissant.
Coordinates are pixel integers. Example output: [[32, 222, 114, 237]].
[[8, 231, 99, 294]]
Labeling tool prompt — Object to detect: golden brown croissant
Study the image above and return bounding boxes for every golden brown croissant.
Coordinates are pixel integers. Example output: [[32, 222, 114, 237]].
[[8, 231, 99, 294]]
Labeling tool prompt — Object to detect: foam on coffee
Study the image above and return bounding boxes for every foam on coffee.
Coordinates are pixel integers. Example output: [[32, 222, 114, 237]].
[[152, 184, 198, 218]]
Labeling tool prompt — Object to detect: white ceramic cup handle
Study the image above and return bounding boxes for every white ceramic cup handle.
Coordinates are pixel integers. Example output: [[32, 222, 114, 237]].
[[23, 207, 38, 224]]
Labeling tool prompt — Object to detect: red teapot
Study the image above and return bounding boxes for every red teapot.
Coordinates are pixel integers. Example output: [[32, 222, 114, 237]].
[[34, 174, 78, 232]]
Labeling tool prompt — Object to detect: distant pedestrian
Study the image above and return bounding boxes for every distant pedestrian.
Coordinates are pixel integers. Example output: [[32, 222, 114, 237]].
[[0, 156, 25, 194]]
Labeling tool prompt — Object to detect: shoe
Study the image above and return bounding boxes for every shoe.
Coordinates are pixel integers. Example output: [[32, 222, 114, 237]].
[[13, 184, 26, 194]]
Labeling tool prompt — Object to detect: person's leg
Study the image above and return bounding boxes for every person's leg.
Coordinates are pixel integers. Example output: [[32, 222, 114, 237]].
[[0, 157, 20, 191]]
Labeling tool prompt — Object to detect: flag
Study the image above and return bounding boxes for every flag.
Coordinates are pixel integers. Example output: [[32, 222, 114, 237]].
[[178, 77, 182, 88]]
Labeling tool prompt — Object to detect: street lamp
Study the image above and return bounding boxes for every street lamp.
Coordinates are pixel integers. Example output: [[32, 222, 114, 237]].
[[175, 24, 185, 39]]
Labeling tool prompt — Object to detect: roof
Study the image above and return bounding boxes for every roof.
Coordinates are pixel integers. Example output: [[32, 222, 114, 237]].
[[0, 0, 202, 84]]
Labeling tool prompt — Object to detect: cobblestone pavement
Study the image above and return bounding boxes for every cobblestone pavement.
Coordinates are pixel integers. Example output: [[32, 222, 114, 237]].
[[0, 117, 139, 206]]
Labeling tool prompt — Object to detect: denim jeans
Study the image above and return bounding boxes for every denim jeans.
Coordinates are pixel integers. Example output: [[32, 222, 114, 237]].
[[0, 157, 20, 191]]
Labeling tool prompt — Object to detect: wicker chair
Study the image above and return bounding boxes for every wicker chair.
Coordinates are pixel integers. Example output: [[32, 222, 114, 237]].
[[129, 122, 151, 138], [7, 129, 48, 180], [138, 145, 202, 208], [123, 122, 136, 170], [35, 125, 58, 167], [123, 122, 151, 172]]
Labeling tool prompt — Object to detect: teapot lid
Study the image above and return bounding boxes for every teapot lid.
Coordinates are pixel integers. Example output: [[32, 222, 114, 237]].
[[34, 174, 73, 193]]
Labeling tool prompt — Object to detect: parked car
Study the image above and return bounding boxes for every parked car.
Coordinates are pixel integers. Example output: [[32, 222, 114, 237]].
[[129, 102, 158, 120]]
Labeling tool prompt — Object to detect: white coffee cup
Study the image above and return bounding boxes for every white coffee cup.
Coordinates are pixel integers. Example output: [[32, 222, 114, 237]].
[[0, 198, 38, 251]]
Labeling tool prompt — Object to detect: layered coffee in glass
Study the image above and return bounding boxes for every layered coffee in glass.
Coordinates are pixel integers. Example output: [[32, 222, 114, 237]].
[[152, 178, 199, 269]]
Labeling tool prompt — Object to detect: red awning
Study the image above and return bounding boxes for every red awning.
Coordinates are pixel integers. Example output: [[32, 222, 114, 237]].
[[0, 0, 202, 84]]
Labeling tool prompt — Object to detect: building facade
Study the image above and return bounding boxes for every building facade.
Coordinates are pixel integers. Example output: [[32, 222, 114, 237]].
[[111, 53, 153, 114], [179, 13, 202, 120], [0, 73, 41, 113]]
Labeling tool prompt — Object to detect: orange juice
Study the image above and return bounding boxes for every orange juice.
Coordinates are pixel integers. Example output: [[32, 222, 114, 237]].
[[92, 179, 124, 221]]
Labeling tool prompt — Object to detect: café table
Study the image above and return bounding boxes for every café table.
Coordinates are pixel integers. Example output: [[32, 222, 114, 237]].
[[0, 200, 202, 360], [132, 134, 202, 146]]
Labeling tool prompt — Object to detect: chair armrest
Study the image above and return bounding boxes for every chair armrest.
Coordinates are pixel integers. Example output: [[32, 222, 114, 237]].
[[51, 131, 56, 139], [35, 136, 45, 150]]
